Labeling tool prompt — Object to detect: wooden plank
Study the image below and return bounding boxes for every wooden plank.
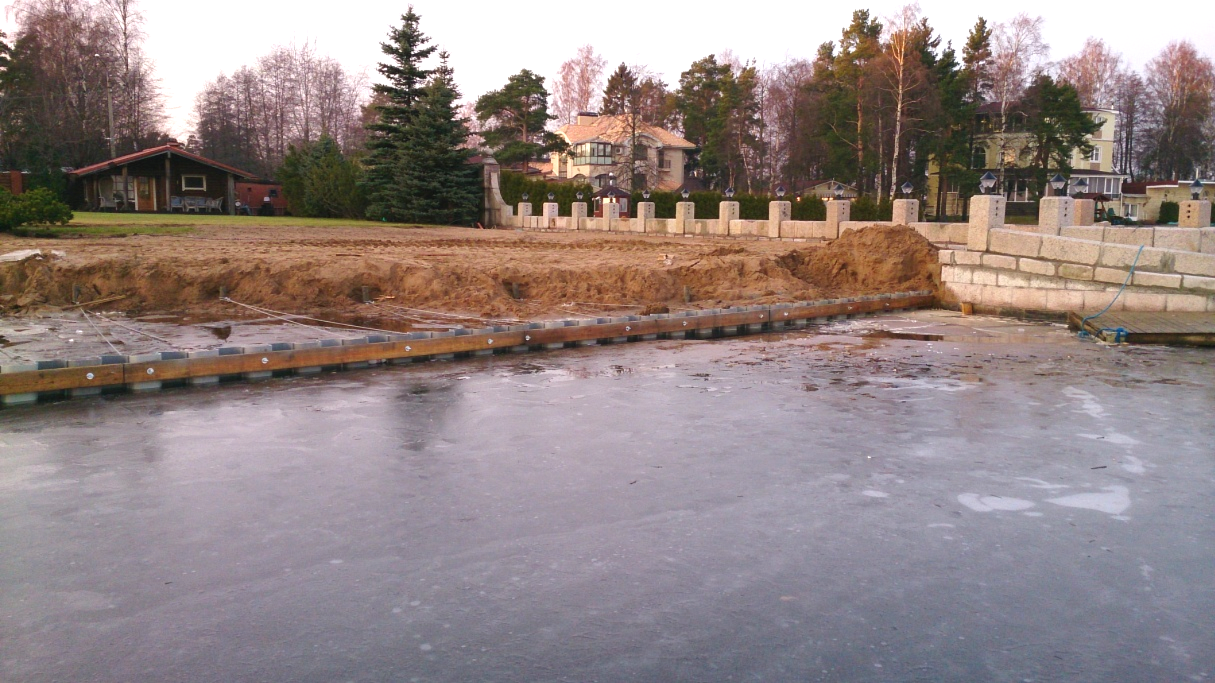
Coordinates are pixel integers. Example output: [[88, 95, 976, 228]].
[[0, 364, 126, 395], [0, 295, 935, 397]]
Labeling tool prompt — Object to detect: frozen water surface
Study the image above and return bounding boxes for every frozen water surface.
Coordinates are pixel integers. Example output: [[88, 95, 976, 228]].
[[1, 311, 1213, 682]]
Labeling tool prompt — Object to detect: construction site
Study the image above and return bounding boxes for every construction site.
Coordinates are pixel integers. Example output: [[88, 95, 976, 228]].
[[2, 202, 1214, 682]]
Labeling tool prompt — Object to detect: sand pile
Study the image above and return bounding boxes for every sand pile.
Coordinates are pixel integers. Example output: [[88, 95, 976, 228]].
[[0, 225, 939, 324]]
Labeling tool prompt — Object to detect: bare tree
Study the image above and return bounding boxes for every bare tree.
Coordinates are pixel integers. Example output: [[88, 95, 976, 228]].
[[880, 3, 929, 198], [1057, 37, 1122, 109], [1140, 41, 1214, 180], [99, 0, 162, 150], [990, 13, 1049, 186], [1111, 69, 1144, 177], [551, 45, 607, 124]]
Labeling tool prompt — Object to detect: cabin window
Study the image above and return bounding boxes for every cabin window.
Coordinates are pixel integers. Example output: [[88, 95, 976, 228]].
[[1089, 147, 1102, 163], [268, 188, 279, 198], [182, 175, 206, 191]]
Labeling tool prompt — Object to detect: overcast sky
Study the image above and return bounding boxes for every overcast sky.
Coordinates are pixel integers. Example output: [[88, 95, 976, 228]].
[[6, 0, 1214, 137]]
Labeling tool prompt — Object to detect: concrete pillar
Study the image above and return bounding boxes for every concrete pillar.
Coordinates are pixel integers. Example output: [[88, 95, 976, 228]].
[[1180, 200, 1212, 228], [604, 202, 621, 220], [571, 202, 588, 230], [636, 201, 655, 233], [1074, 199, 1096, 226], [674, 202, 694, 235], [768, 201, 791, 239], [517, 202, 533, 220], [1038, 197, 1074, 234], [825, 199, 850, 239], [892, 199, 919, 225], [719, 201, 740, 235], [967, 194, 1006, 251], [542, 202, 559, 219]]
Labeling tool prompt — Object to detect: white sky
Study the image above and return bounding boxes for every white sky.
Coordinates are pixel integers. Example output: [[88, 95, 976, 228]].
[[6, 0, 1214, 138]]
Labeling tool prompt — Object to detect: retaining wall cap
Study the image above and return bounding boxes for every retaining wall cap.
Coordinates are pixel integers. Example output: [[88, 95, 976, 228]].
[[129, 353, 161, 362], [101, 354, 128, 364], [366, 335, 390, 343], [218, 347, 244, 355], [68, 357, 104, 367], [319, 339, 342, 347], [37, 360, 67, 370], [270, 343, 293, 352], [159, 351, 189, 360]]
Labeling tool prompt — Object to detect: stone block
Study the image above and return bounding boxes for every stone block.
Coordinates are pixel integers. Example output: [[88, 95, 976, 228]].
[[1121, 292, 1168, 311], [996, 271, 1033, 288], [674, 202, 694, 235], [1073, 198, 1096, 226], [969, 195, 1005, 231], [981, 254, 1018, 270], [1018, 258, 1056, 276], [1152, 228, 1200, 253], [954, 251, 982, 266], [1058, 263, 1095, 281], [1183, 275, 1215, 292], [1094, 267, 1132, 285], [1083, 289, 1123, 312], [1132, 272, 1183, 289], [1046, 289, 1085, 311], [1166, 293, 1209, 312], [981, 285, 1014, 308], [1102, 226, 1153, 246], [945, 282, 981, 303], [1009, 288, 1048, 310], [1099, 244, 1168, 271], [1179, 200, 1212, 228], [938, 250, 955, 265], [891, 199, 918, 225], [1065, 279, 1105, 291], [1173, 252, 1215, 277], [768, 201, 790, 239], [719, 201, 740, 229], [967, 225, 991, 252], [571, 202, 588, 230], [542, 202, 559, 220], [941, 266, 971, 284], [825, 199, 850, 239], [1040, 235, 1102, 265], [1200, 228, 1215, 254], [1060, 226, 1104, 241], [1038, 197, 1074, 231], [988, 229, 1042, 257], [604, 202, 622, 220], [972, 269, 999, 286]]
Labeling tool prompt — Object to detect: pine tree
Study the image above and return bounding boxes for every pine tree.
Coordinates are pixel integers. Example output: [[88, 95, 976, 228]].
[[363, 6, 436, 221], [396, 54, 481, 225], [475, 69, 560, 169]]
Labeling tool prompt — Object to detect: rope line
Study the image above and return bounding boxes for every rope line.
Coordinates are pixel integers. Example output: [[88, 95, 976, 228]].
[[92, 313, 174, 345], [81, 310, 121, 355], [222, 298, 400, 336], [1079, 245, 1143, 341]]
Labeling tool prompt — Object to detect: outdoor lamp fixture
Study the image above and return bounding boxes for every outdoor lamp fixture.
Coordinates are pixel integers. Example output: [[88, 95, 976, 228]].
[[832, 183, 846, 200], [643, 189, 651, 200], [1192, 179, 1204, 200], [681, 189, 690, 200], [725, 187, 736, 199], [979, 172, 997, 195], [608, 173, 616, 186], [1072, 178, 1089, 198], [521, 193, 529, 202], [547, 192, 555, 201], [900, 181, 914, 197], [1049, 173, 1067, 197], [776, 185, 787, 198], [576, 191, 584, 201]]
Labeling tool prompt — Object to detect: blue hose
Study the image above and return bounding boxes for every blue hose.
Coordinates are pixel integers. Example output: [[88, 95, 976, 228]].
[[1078, 245, 1144, 341]]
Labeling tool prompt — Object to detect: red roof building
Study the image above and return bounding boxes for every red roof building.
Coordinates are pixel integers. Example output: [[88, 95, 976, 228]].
[[69, 142, 256, 214]]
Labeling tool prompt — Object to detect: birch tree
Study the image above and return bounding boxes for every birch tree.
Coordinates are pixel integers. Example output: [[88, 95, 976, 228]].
[[551, 45, 607, 124], [990, 14, 1048, 187]]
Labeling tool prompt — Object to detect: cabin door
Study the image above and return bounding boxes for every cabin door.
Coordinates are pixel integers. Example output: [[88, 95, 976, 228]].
[[136, 177, 156, 212]]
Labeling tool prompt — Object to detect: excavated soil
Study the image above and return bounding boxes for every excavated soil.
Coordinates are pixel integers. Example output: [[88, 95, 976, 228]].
[[0, 225, 939, 327]]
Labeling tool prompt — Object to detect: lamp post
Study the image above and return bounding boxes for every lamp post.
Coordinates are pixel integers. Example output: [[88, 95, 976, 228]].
[[832, 183, 845, 200], [724, 187, 736, 199], [776, 185, 786, 199], [576, 191, 584, 201], [979, 172, 997, 195], [1072, 178, 1088, 199], [94, 54, 116, 159], [681, 189, 690, 200], [642, 189, 651, 200], [1049, 173, 1067, 197], [1192, 179, 1204, 201], [547, 192, 555, 201], [900, 181, 914, 198]]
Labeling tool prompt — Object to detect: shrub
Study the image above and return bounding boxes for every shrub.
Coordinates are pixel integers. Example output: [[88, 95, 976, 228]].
[[0, 187, 73, 231], [499, 171, 593, 216], [1157, 201, 1179, 224]]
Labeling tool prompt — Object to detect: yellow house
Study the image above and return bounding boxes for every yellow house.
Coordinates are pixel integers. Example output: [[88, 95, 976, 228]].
[[926, 106, 1128, 218], [1120, 180, 1214, 223], [549, 113, 696, 191]]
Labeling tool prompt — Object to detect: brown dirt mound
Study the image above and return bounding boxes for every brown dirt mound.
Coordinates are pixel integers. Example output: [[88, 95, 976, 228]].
[[0, 225, 939, 324], [782, 225, 939, 296]]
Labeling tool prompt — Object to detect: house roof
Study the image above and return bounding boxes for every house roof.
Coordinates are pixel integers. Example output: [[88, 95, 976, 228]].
[[70, 144, 256, 179], [558, 115, 696, 150]]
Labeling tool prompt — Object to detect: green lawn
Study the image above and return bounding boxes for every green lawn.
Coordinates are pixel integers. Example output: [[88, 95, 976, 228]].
[[11, 212, 446, 237]]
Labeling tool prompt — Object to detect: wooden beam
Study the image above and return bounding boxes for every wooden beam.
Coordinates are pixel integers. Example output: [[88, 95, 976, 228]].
[[0, 295, 934, 398]]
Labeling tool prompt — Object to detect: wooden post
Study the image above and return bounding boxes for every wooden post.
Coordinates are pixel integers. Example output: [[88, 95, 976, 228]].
[[121, 165, 129, 212], [226, 173, 235, 216], [164, 153, 172, 212]]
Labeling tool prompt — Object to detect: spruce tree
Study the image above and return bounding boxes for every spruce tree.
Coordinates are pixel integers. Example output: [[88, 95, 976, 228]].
[[396, 54, 481, 225], [364, 7, 435, 221]]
